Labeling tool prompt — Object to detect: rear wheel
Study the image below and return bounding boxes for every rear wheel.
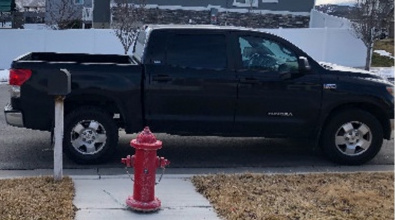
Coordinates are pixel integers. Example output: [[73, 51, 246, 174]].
[[64, 107, 118, 164], [322, 109, 383, 165]]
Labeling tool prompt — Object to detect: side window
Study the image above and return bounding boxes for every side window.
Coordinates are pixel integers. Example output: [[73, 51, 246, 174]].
[[238, 36, 299, 73], [133, 30, 147, 62], [167, 34, 227, 70]]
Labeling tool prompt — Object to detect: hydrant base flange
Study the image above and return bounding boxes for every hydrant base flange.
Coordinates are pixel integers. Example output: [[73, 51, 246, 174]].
[[126, 196, 161, 212]]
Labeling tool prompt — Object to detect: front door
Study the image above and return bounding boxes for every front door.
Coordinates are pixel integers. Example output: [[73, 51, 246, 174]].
[[233, 33, 322, 137]]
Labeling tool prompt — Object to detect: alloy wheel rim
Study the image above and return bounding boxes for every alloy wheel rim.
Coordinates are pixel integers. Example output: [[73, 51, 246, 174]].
[[70, 120, 107, 155], [334, 121, 372, 156]]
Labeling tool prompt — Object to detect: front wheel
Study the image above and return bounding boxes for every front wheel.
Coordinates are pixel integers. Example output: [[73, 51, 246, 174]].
[[64, 107, 118, 164], [322, 109, 383, 165]]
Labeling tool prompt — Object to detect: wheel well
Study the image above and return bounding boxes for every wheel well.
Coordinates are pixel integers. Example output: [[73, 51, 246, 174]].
[[321, 103, 391, 140], [64, 95, 125, 128]]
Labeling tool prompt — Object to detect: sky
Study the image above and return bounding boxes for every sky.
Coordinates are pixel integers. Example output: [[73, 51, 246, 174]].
[[315, 0, 356, 5]]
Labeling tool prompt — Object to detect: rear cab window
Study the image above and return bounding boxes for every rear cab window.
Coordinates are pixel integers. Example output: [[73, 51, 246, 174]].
[[133, 29, 147, 63], [166, 32, 228, 70]]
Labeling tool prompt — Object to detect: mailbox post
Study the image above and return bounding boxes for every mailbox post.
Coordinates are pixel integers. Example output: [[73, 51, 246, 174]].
[[48, 69, 71, 181]]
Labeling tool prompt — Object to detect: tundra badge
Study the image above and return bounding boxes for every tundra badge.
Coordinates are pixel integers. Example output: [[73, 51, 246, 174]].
[[324, 84, 337, 90], [268, 112, 293, 117]]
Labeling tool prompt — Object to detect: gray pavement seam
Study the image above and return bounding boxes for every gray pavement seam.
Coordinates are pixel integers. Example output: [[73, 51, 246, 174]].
[[102, 189, 128, 208]]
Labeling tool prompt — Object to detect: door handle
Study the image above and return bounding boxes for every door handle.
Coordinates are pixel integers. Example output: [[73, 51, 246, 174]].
[[240, 78, 259, 84], [152, 75, 172, 82]]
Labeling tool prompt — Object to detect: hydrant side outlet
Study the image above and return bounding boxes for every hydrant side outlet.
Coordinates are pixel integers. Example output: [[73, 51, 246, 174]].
[[121, 155, 133, 167]]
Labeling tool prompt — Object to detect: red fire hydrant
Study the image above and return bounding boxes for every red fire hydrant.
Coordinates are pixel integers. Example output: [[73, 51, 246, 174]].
[[121, 126, 170, 212]]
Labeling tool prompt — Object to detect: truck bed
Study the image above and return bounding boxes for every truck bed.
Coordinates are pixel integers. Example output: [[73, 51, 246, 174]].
[[9, 52, 143, 133], [14, 52, 136, 64]]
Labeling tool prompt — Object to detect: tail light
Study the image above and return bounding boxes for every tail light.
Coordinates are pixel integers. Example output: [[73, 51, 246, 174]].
[[9, 69, 32, 98], [9, 69, 32, 86]]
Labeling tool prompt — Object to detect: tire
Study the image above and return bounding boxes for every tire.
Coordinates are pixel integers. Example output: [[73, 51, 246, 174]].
[[322, 109, 383, 165], [64, 107, 118, 164]]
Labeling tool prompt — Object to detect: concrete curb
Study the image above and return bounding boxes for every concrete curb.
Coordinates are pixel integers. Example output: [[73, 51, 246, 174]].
[[0, 165, 393, 179]]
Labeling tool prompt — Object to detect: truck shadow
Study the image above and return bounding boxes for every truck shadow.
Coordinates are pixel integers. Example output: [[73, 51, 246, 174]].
[[114, 133, 332, 168]]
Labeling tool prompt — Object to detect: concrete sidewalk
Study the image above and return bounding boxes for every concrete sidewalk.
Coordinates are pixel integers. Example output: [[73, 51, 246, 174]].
[[73, 174, 220, 220]]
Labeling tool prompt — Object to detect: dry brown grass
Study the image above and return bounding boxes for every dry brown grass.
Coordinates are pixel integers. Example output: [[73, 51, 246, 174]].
[[372, 38, 394, 67], [192, 172, 394, 220], [0, 176, 75, 220]]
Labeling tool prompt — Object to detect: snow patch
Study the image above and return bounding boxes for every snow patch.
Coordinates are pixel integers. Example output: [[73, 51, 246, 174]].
[[320, 62, 394, 83], [370, 67, 395, 79], [319, 62, 371, 74], [374, 50, 394, 59]]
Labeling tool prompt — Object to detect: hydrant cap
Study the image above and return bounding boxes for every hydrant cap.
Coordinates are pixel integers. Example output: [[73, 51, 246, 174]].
[[135, 126, 157, 144]]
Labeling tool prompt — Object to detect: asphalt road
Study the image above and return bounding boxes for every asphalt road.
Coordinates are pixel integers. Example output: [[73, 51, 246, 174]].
[[0, 84, 393, 170]]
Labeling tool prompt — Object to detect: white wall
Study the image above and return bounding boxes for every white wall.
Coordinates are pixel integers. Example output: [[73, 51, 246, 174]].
[[0, 27, 366, 69]]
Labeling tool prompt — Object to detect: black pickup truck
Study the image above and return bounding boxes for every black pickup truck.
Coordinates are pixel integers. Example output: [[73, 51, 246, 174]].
[[4, 25, 394, 165]]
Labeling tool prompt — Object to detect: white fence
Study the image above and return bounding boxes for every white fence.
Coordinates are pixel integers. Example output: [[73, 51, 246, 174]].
[[0, 29, 124, 69], [309, 9, 352, 29], [0, 27, 366, 69], [264, 28, 366, 68]]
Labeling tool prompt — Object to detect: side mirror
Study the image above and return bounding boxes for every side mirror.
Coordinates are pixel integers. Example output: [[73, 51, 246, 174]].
[[298, 56, 311, 72]]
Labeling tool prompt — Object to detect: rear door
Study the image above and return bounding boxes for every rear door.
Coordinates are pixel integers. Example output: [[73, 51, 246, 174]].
[[233, 32, 322, 137], [145, 29, 238, 135]]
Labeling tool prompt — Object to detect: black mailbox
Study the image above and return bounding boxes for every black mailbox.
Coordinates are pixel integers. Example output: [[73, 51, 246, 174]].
[[48, 69, 71, 96]]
